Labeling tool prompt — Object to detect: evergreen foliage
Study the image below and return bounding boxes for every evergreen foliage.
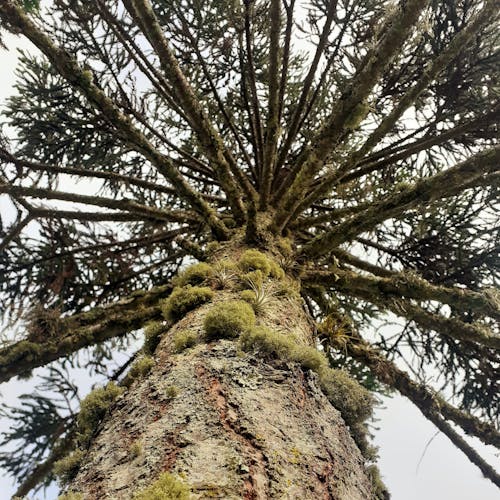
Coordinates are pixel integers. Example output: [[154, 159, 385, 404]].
[[0, 0, 499, 496]]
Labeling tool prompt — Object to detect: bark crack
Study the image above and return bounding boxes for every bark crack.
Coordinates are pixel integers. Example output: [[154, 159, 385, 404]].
[[195, 363, 269, 499]]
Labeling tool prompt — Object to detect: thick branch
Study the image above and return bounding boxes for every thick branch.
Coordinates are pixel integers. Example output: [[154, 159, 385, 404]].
[[271, 0, 430, 231], [314, 271, 500, 349], [343, 107, 500, 184], [0, 183, 195, 224], [0, 285, 171, 384], [31, 209, 151, 222], [277, 0, 295, 121], [260, 0, 282, 209], [301, 145, 500, 257], [330, 248, 397, 278], [123, 0, 251, 219], [0, 0, 229, 239], [304, 267, 500, 322], [325, 334, 500, 455]]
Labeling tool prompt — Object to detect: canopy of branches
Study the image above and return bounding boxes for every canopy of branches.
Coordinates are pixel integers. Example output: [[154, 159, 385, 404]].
[[0, 0, 498, 496]]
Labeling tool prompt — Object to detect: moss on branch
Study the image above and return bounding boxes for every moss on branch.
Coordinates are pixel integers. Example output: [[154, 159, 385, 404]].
[[0, 285, 171, 384], [326, 334, 500, 450], [303, 267, 500, 322], [336, 330, 500, 487]]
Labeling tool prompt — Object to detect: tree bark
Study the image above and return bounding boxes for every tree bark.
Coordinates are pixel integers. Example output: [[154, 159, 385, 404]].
[[68, 246, 373, 499]]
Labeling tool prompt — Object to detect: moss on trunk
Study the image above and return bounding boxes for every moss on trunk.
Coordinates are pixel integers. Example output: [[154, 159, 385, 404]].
[[63, 242, 376, 499]]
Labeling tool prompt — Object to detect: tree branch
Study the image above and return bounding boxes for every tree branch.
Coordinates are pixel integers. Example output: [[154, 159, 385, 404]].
[[13, 426, 76, 499], [295, 75, 500, 217], [274, 0, 337, 177], [0, 0, 229, 239], [0, 285, 171, 384], [304, 267, 500, 322], [0, 214, 33, 253], [176, 10, 255, 177], [324, 334, 500, 464], [0, 148, 223, 203], [271, 0, 430, 231], [243, 0, 264, 176], [312, 270, 500, 349], [122, 0, 250, 220], [0, 183, 195, 224], [341, 0, 497, 172], [301, 145, 500, 257], [260, 0, 282, 209]]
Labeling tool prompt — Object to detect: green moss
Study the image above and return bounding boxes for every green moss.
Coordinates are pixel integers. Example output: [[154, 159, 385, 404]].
[[124, 356, 155, 387], [238, 249, 272, 275], [205, 241, 220, 255], [77, 382, 124, 447], [240, 327, 323, 371], [240, 290, 256, 303], [173, 263, 213, 287], [238, 249, 284, 282], [161, 286, 214, 322], [350, 422, 377, 461], [270, 263, 285, 279], [130, 440, 143, 459], [58, 493, 83, 500], [53, 450, 84, 485], [204, 300, 256, 340], [240, 326, 296, 360], [143, 321, 168, 355], [276, 237, 293, 256], [293, 347, 325, 372], [166, 385, 179, 399], [318, 368, 373, 427], [133, 472, 190, 499], [173, 330, 198, 353], [241, 270, 265, 288], [366, 464, 390, 500]]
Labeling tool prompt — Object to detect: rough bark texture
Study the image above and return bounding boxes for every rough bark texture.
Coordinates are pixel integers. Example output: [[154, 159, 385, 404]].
[[68, 248, 373, 499]]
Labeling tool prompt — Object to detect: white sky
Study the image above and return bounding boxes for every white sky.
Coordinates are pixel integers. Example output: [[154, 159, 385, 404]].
[[0, 24, 499, 500]]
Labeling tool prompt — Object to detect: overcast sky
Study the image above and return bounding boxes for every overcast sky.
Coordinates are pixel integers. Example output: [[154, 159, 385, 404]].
[[0, 29, 498, 500]]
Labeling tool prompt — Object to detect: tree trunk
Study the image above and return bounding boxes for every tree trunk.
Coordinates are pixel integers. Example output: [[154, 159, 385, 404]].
[[68, 243, 373, 499]]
